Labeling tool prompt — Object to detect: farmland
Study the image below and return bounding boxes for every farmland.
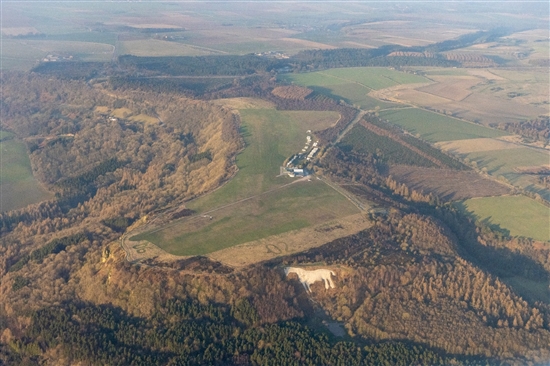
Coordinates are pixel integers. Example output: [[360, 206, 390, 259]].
[[457, 195, 550, 242], [339, 125, 438, 168], [118, 40, 217, 57], [388, 165, 510, 201], [282, 67, 428, 90], [0, 136, 52, 212], [281, 67, 426, 110], [377, 67, 549, 126], [463, 148, 548, 180], [132, 107, 359, 256], [379, 108, 507, 142]]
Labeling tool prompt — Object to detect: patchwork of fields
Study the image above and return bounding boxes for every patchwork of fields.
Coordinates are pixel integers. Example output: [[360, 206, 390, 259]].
[[284, 66, 548, 242], [281, 67, 427, 110]]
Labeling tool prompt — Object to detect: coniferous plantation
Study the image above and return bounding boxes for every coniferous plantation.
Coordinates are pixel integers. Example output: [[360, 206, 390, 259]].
[[1, 2, 550, 365]]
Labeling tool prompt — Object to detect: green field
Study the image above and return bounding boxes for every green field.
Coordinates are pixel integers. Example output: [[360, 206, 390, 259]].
[[0, 137, 51, 212], [133, 109, 358, 255], [1, 40, 46, 70], [339, 125, 436, 168], [464, 147, 549, 184], [284, 67, 428, 90], [458, 195, 550, 242], [185, 109, 339, 210], [135, 179, 358, 255], [280, 67, 425, 110], [379, 108, 507, 142], [0, 131, 14, 140]]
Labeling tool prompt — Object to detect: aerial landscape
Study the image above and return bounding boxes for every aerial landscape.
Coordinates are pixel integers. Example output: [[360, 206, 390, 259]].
[[0, 1, 549, 364]]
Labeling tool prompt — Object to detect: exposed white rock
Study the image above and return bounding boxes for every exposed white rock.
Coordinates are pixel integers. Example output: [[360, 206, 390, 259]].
[[284, 267, 335, 293]]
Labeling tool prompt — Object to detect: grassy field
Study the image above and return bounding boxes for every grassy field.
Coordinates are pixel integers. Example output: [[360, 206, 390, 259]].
[[133, 108, 358, 255], [135, 179, 358, 255], [281, 67, 426, 110], [185, 109, 340, 210], [1, 40, 46, 70], [118, 40, 217, 57], [0, 138, 51, 212], [457, 195, 549, 242], [283, 67, 428, 90], [379, 108, 507, 142], [0, 131, 14, 140], [463, 147, 549, 182]]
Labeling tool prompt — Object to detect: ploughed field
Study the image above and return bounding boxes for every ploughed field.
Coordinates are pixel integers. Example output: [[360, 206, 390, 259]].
[[387, 165, 510, 201]]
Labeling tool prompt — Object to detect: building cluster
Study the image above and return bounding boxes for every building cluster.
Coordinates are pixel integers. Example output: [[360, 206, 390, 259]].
[[283, 131, 320, 178], [255, 51, 290, 59]]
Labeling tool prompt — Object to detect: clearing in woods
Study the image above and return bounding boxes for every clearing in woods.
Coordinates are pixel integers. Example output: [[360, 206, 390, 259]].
[[0, 133, 52, 212], [456, 195, 550, 242], [131, 107, 361, 257]]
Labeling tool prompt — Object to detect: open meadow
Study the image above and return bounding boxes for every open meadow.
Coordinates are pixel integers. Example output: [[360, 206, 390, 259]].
[[131, 106, 360, 256], [457, 195, 550, 242], [0, 136, 52, 212]]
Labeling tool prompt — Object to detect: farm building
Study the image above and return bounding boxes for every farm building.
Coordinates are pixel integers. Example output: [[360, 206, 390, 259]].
[[307, 147, 319, 161], [285, 168, 309, 177]]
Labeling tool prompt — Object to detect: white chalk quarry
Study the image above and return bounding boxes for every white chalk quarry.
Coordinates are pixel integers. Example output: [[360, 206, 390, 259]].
[[284, 267, 336, 293]]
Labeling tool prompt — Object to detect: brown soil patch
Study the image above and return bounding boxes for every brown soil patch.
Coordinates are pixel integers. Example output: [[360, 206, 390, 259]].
[[1, 27, 40, 36], [436, 138, 523, 154], [465, 69, 506, 81], [279, 37, 337, 49], [211, 97, 276, 110], [417, 76, 480, 101], [341, 41, 376, 49], [207, 213, 372, 267], [368, 82, 433, 104], [388, 165, 511, 201], [392, 89, 451, 106], [272, 85, 313, 100], [514, 165, 550, 174]]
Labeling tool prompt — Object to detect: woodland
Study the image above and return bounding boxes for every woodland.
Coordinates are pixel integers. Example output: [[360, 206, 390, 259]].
[[1, 26, 550, 365]]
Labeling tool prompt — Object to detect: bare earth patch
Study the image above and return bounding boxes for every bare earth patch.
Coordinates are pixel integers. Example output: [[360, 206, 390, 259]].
[[391, 89, 451, 106], [417, 76, 481, 101], [211, 97, 276, 110], [1, 27, 40, 36], [368, 82, 433, 104], [436, 138, 524, 154], [272, 85, 313, 100], [280, 37, 337, 49], [388, 165, 511, 201]]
